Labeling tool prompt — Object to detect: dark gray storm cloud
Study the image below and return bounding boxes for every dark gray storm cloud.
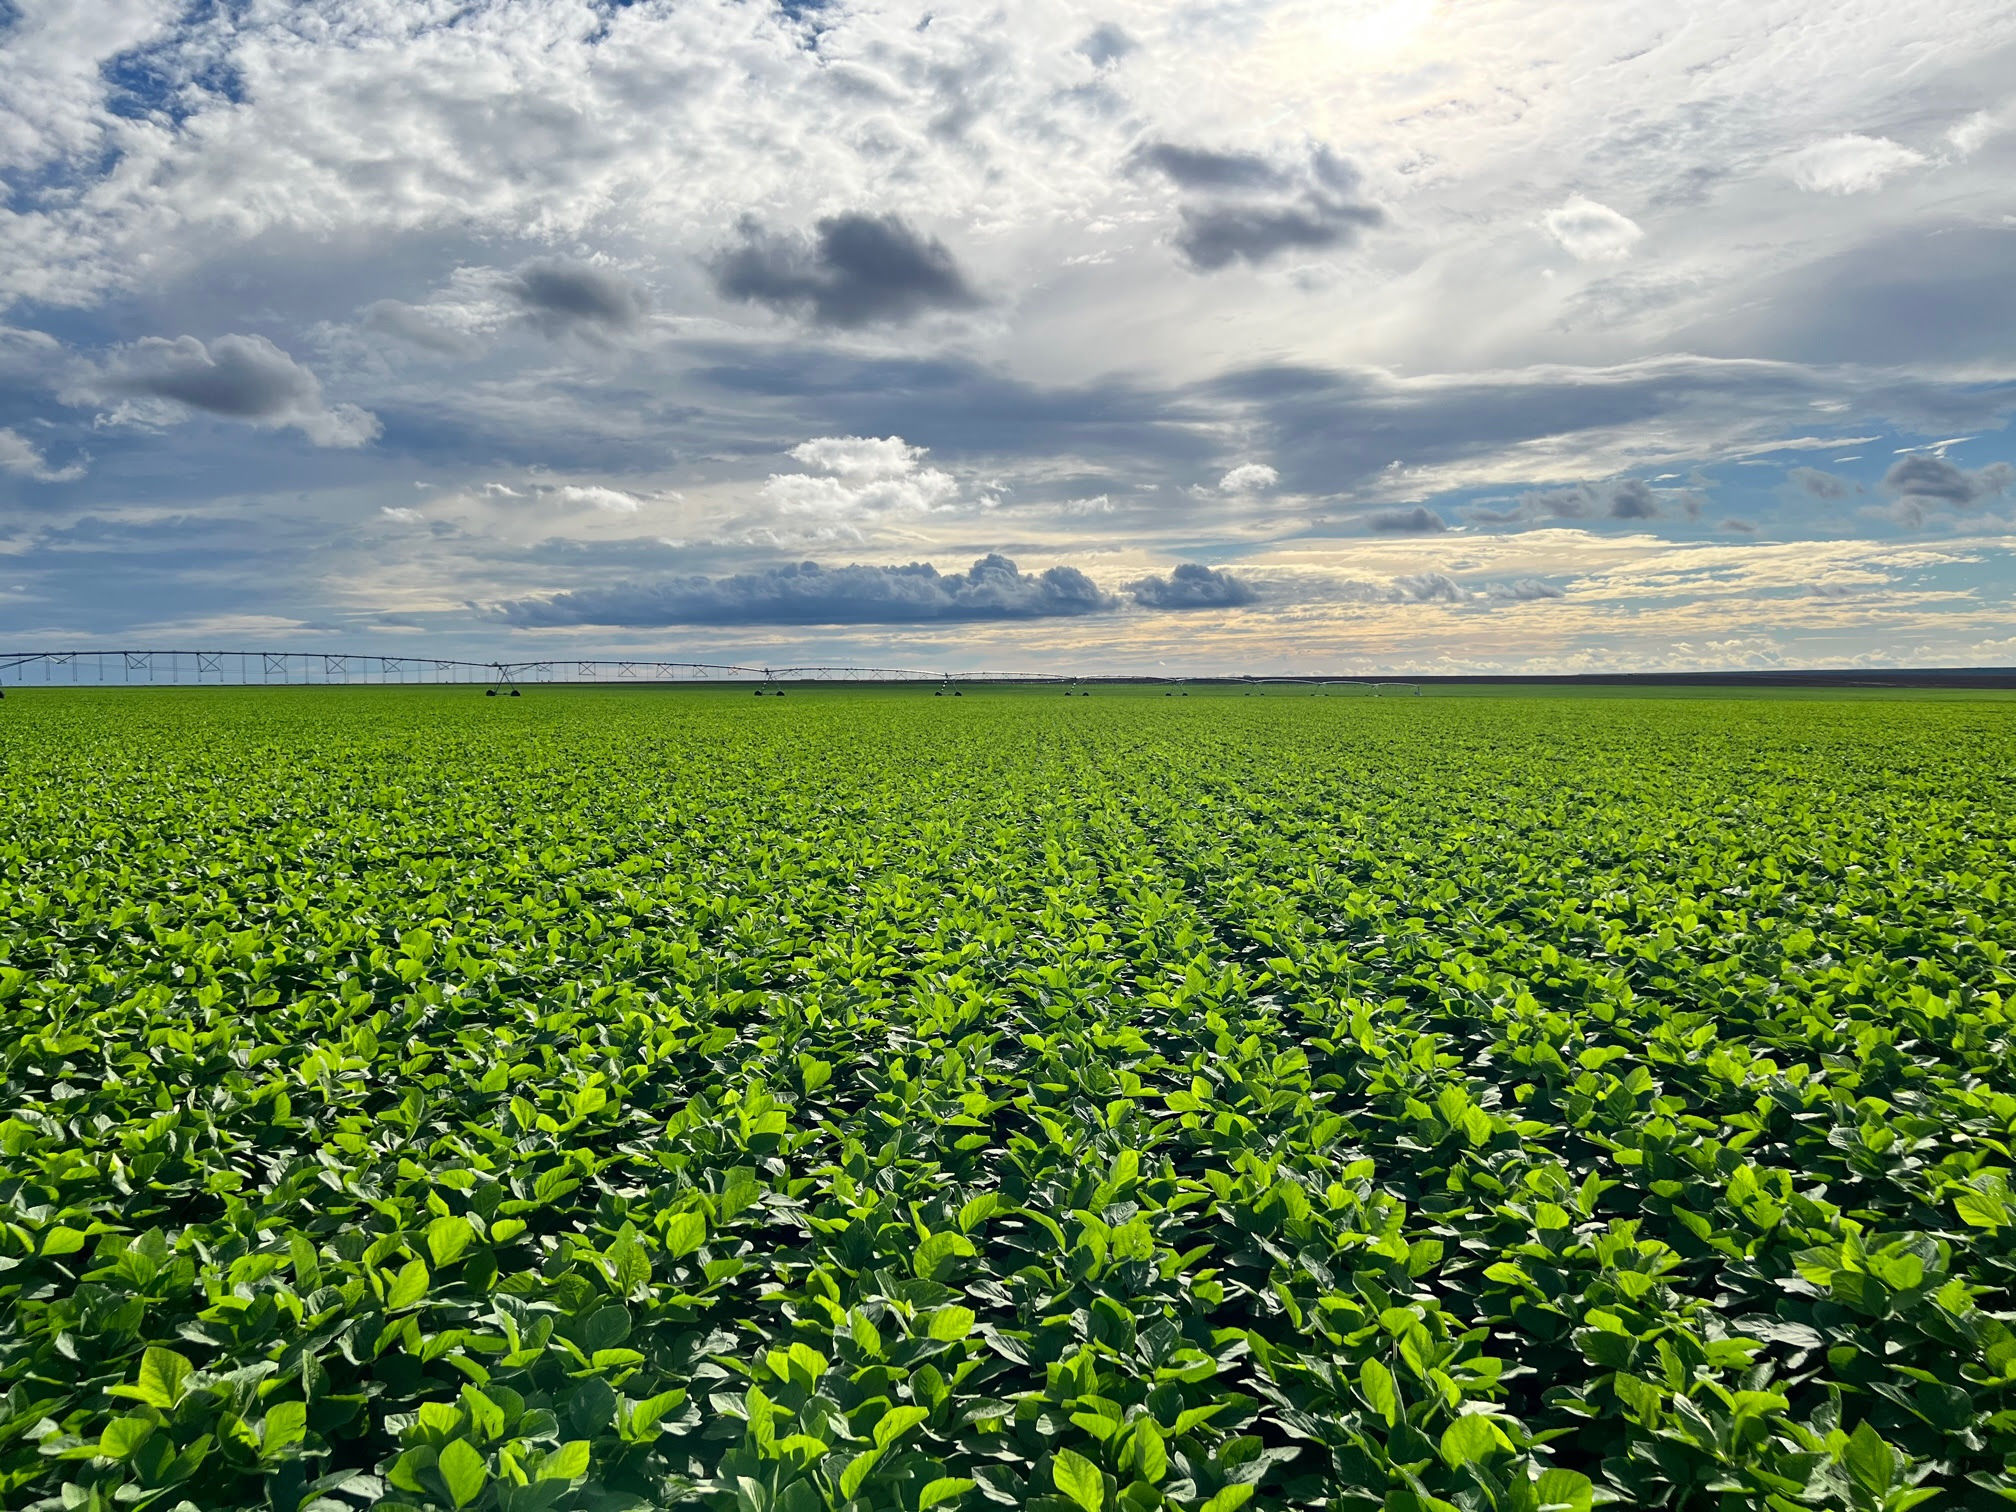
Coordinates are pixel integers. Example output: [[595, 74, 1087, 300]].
[[1126, 561, 1258, 609], [1135, 144, 1288, 192], [508, 260, 648, 334], [1136, 142, 1383, 271], [499, 553, 1114, 626], [712, 213, 980, 327], [1787, 465, 1854, 500], [1882, 452, 2012, 508], [1177, 201, 1380, 270], [88, 332, 378, 446], [1367, 506, 1446, 532], [1606, 478, 1660, 518], [102, 333, 322, 418], [1515, 477, 1661, 520]]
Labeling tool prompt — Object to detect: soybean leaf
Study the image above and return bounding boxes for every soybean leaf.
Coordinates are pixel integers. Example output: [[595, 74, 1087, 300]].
[[1053, 1448, 1104, 1512], [437, 1439, 489, 1508]]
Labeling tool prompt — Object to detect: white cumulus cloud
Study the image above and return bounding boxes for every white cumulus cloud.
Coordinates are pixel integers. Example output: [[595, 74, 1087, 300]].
[[1947, 108, 2009, 158], [1543, 197, 1644, 261], [764, 435, 960, 516], [1218, 463, 1279, 493], [787, 435, 931, 481], [1783, 134, 1926, 194]]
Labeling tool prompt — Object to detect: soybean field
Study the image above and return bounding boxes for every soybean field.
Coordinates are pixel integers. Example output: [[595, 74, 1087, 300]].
[[2, 685, 2013, 1512]]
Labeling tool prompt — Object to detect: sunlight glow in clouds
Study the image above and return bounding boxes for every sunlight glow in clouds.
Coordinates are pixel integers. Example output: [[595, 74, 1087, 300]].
[[1338, 0, 1440, 57]]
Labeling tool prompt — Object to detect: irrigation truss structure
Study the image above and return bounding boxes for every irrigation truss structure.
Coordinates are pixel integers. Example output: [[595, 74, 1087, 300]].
[[0, 648, 1424, 696]]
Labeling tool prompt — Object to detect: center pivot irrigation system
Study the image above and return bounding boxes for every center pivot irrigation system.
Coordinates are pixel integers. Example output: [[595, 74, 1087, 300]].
[[0, 648, 1424, 697]]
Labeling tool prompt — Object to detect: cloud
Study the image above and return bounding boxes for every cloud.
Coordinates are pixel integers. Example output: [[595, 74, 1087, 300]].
[[1367, 506, 1447, 532], [1077, 23, 1135, 67], [1783, 135, 1926, 194], [1391, 571, 1463, 602], [0, 428, 84, 482], [1543, 197, 1644, 262], [552, 485, 645, 514], [380, 506, 423, 522], [761, 434, 960, 516], [1319, 573, 1563, 606], [789, 435, 928, 480], [498, 554, 1117, 626], [1787, 465, 1854, 500], [1217, 462, 1278, 493], [1177, 196, 1383, 274], [1137, 144, 1290, 192], [1511, 477, 1661, 520], [1720, 517, 1758, 533], [712, 213, 980, 327], [1203, 353, 2016, 508], [84, 334, 379, 446], [1126, 562, 1258, 609], [1948, 108, 2009, 157], [363, 300, 483, 356], [507, 260, 649, 335], [1882, 452, 2012, 511], [1481, 578, 1565, 601], [1135, 141, 1383, 271], [1604, 479, 1661, 518]]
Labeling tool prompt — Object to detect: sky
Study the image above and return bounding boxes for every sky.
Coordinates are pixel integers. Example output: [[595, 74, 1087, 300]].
[[2, 0, 2015, 675]]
